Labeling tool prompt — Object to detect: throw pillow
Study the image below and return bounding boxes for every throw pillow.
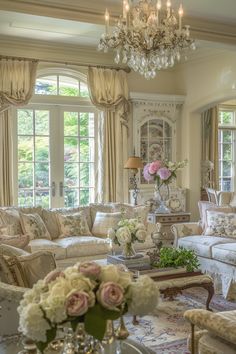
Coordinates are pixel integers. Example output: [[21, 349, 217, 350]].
[[0, 234, 29, 249], [57, 212, 92, 238], [92, 212, 122, 238], [198, 201, 233, 233], [0, 209, 23, 235], [19, 212, 51, 240], [113, 204, 149, 225], [204, 210, 236, 237]]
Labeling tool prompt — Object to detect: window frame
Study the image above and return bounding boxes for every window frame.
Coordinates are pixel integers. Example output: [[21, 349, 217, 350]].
[[12, 69, 98, 208], [218, 105, 236, 192]]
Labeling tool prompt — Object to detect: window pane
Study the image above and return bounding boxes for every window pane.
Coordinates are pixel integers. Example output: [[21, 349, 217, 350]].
[[35, 190, 50, 208], [64, 163, 78, 187], [17, 110, 33, 135], [18, 190, 33, 207], [35, 163, 49, 187], [220, 111, 233, 125], [80, 113, 89, 136], [18, 163, 33, 188], [164, 122, 172, 137], [221, 178, 232, 191], [64, 137, 78, 162], [80, 139, 89, 162], [35, 76, 57, 95], [18, 136, 33, 162], [35, 111, 49, 135], [80, 82, 89, 98], [64, 112, 78, 136], [59, 76, 79, 96], [80, 163, 89, 187], [89, 113, 95, 137], [35, 137, 49, 161], [222, 144, 232, 160], [80, 188, 89, 205], [222, 161, 232, 177], [64, 189, 78, 207], [222, 130, 232, 143]]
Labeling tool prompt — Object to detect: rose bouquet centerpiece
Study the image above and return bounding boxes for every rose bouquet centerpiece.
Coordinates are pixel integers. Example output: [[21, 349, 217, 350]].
[[143, 159, 187, 213], [18, 262, 159, 353], [108, 218, 147, 258]]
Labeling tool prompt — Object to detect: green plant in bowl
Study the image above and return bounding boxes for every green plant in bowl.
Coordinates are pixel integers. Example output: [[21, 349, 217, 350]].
[[153, 247, 200, 272]]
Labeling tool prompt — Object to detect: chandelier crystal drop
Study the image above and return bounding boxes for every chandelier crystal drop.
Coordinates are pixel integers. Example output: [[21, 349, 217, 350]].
[[98, 0, 196, 79]]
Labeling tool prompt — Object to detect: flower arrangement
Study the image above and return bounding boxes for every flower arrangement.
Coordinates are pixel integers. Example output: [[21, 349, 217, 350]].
[[108, 218, 147, 257], [18, 262, 159, 353], [143, 159, 187, 187]]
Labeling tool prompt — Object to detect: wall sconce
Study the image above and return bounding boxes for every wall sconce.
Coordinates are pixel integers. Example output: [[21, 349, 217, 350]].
[[124, 156, 143, 205]]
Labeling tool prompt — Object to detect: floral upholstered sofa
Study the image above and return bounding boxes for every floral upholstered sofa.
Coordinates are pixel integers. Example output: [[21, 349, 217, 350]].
[[0, 203, 155, 268], [171, 200, 236, 299]]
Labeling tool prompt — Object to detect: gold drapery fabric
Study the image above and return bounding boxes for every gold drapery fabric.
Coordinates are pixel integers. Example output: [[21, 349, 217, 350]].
[[201, 106, 219, 190], [0, 59, 38, 206], [88, 67, 129, 203]]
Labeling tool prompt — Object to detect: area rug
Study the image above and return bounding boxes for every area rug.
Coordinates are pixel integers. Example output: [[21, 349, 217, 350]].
[[124, 288, 236, 354]]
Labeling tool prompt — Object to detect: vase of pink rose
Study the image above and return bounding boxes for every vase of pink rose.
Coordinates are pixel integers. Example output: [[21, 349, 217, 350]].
[[18, 262, 159, 354], [143, 159, 187, 214]]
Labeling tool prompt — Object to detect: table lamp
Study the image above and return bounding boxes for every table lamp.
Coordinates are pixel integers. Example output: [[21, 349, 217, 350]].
[[124, 156, 143, 205]]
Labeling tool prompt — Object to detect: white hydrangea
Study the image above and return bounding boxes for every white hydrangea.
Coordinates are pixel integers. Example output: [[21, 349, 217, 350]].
[[116, 226, 131, 244], [41, 294, 67, 324], [100, 264, 120, 283], [127, 275, 159, 315], [18, 303, 50, 342], [135, 229, 147, 242]]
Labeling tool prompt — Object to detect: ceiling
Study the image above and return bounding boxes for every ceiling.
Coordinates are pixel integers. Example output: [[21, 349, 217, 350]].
[[0, 0, 235, 65]]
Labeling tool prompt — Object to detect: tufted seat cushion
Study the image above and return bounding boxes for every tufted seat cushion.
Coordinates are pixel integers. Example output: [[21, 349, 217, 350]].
[[29, 239, 67, 260], [212, 243, 236, 266], [54, 236, 109, 258], [178, 236, 236, 258]]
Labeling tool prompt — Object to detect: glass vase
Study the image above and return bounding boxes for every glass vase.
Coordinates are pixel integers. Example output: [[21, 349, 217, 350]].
[[154, 183, 171, 214], [121, 242, 136, 259]]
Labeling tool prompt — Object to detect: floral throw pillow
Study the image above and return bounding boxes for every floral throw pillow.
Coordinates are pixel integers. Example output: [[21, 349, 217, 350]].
[[204, 210, 236, 237], [56, 212, 92, 238], [19, 212, 51, 240]]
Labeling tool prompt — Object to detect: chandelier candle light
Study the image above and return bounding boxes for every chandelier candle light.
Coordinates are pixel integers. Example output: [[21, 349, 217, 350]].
[[98, 0, 196, 79]]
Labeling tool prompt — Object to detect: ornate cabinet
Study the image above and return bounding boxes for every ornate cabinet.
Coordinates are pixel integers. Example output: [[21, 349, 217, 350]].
[[130, 93, 187, 210]]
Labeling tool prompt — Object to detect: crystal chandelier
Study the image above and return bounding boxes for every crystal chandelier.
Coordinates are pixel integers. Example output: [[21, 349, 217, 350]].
[[98, 0, 196, 79]]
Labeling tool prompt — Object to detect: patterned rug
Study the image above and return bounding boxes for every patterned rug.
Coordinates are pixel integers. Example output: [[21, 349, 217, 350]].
[[124, 288, 236, 354]]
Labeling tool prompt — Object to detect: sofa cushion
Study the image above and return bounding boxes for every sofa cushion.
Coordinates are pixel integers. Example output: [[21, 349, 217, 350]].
[[90, 203, 115, 225], [178, 236, 236, 258], [212, 243, 236, 266], [113, 204, 149, 225], [29, 239, 67, 260], [205, 210, 236, 237], [57, 212, 92, 238], [20, 212, 51, 240], [55, 236, 109, 258], [92, 212, 122, 238]]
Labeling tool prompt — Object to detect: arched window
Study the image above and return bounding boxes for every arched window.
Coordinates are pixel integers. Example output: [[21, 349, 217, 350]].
[[14, 69, 97, 208]]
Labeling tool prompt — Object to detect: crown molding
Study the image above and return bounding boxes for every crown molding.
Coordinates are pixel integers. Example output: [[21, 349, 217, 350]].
[[130, 92, 185, 103], [0, 0, 236, 45], [0, 35, 115, 66]]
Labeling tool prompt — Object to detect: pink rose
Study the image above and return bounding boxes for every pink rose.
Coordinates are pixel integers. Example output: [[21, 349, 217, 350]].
[[66, 291, 89, 316], [44, 269, 65, 284], [78, 262, 101, 279], [148, 161, 162, 174], [157, 167, 171, 180], [97, 282, 124, 310]]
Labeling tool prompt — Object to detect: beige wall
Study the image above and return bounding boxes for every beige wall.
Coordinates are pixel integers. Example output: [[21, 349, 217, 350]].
[[176, 50, 236, 220]]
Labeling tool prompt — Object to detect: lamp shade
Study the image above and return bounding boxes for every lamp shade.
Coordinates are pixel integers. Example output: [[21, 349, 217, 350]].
[[124, 156, 143, 169]]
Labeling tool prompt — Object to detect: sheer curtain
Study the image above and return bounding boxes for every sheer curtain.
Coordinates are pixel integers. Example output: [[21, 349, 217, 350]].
[[88, 67, 129, 203], [201, 106, 219, 190], [0, 59, 38, 206]]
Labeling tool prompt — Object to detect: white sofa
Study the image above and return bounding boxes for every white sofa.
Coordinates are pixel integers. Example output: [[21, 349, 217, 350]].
[[0, 203, 155, 268], [171, 200, 236, 299]]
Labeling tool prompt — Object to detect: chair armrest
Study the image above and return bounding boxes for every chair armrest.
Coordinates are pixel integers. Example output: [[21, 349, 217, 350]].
[[184, 309, 236, 345], [171, 222, 203, 247], [0, 281, 28, 301]]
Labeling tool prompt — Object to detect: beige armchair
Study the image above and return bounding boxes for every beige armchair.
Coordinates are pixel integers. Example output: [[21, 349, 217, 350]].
[[184, 309, 236, 354]]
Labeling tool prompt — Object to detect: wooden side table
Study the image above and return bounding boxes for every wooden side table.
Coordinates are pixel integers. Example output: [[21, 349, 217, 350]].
[[147, 212, 191, 246]]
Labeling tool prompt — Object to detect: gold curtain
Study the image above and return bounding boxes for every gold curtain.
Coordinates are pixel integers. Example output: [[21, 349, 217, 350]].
[[201, 106, 219, 190], [88, 67, 129, 203], [0, 59, 38, 206]]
